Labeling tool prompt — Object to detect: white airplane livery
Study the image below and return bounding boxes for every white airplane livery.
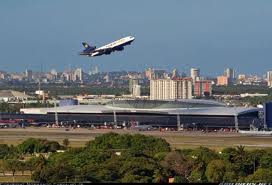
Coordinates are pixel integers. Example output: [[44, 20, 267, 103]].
[[80, 36, 135, 57]]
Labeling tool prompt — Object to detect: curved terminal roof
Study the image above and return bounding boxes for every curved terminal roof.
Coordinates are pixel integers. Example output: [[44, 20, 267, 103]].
[[106, 99, 225, 109], [20, 99, 260, 116]]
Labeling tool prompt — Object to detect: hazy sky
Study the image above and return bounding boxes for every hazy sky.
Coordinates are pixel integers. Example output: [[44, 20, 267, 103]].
[[0, 0, 272, 76]]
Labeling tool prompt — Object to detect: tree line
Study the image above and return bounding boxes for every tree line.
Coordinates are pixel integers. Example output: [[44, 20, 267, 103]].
[[0, 84, 130, 96], [213, 85, 272, 95], [0, 102, 54, 113], [0, 133, 272, 183]]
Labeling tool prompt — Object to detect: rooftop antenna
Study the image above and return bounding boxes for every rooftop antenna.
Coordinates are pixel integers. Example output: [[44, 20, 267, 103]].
[[40, 63, 43, 74], [38, 80, 41, 92]]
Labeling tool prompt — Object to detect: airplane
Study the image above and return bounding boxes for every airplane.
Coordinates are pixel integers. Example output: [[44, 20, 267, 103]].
[[80, 36, 135, 57]]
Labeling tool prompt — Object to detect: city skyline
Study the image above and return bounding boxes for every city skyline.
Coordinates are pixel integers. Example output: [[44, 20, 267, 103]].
[[0, 65, 269, 79], [1, 65, 270, 88], [1, 1, 272, 75]]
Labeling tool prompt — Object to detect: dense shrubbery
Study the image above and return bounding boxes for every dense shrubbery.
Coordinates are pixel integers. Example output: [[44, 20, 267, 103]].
[[0, 133, 271, 183]]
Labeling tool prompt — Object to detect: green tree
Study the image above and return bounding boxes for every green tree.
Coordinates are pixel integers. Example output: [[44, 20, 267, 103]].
[[119, 156, 159, 183], [32, 160, 76, 183], [17, 161, 26, 175], [81, 164, 100, 183], [88, 156, 122, 183], [220, 147, 237, 162], [188, 169, 203, 183], [223, 171, 238, 182], [17, 138, 60, 154], [152, 167, 169, 183], [29, 155, 47, 179], [0, 160, 6, 176], [205, 159, 227, 183], [173, 176, 187, 183], [86, 132, 170, 157], [246, 149, 267, 173], [245, 168, 272, 182], [121, 173, 149, 183], [17, 138, 41, 154], [259, 152, 272, 169], [233, 145, 256, 176], [46, 140, 61, 152], [0, 144, 12, 159], [4, 159, 21, 176], [153, 152, 168, 161], [189, 147, 219, 182], [25, 157, 40, 175], [161, 151, 193, 181]]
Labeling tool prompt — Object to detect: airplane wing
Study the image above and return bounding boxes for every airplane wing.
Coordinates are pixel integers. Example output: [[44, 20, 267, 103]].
[[95, 48, 114, 54], [112, 45, 124, 51], [96, 46, 124, 53]]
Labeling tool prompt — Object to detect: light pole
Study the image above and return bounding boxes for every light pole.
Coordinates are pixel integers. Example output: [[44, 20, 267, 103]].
[[112, 99, 117, 126], [54, 98, 58, 126], [234, 104, 239, 131], [177, 113, 181, 131]]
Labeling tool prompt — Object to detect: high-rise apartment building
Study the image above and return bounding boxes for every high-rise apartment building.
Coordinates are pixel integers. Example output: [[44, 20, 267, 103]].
[[145, 68, 153, 80], [132, 84, 141, 97], [150, 78, 192, 100], [190, 68, 200, 83], [25, 69, 33, 80], [129, 79, 139, 93], [224, 68, 235, 84], [193, 80, 212, 97], [145, 68, 167, 80], [73, 68, 83, 82], [172, 68, 179, 78], [267, 71, 272, 87], [0, 73, 5, 80]]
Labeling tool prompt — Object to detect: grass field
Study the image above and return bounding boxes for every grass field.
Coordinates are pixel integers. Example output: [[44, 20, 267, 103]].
[[0, 127, 271, 151], [0, 175, 32, 182]]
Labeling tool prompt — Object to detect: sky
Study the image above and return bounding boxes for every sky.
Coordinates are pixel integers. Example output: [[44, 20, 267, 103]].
[[0, 0, 272, 76]]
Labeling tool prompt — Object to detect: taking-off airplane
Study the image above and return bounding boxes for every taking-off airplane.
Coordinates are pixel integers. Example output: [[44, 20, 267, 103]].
[[80, 36, 135, 57]]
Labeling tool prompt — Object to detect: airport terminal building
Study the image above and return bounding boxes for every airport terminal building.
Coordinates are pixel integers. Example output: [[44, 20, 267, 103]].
[[14, 99, 261, 129]]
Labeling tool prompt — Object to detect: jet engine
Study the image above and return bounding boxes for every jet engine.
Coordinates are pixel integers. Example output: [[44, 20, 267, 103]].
[[116, 46, 124, 51]]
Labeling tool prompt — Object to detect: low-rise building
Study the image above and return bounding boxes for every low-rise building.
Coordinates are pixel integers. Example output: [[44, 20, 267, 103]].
[[0, 90, 33, 102]]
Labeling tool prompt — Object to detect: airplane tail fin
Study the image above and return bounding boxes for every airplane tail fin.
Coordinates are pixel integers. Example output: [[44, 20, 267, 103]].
[[82, 42, 96, 51]]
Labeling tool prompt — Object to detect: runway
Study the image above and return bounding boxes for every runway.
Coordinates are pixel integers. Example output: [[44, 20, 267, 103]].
[[0, 127, 271, 150]]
